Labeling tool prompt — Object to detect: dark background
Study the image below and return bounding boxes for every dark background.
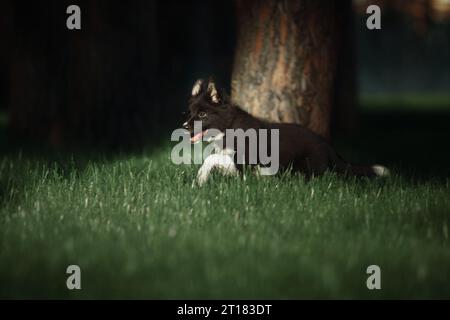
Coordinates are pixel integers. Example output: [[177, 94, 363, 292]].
[[0, 0, 236, 147]]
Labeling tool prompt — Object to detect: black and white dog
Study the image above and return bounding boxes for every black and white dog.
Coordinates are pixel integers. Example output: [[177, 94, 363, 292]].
[[183, 79, 388, 185]]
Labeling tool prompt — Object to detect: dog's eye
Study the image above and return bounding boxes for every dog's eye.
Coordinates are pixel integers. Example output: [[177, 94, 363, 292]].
[[198, 112, 207, 118]]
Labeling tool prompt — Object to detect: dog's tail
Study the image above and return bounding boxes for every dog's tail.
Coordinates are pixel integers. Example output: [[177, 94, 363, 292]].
[[332, 153, 390, 178], [341, 164, 390, 178]]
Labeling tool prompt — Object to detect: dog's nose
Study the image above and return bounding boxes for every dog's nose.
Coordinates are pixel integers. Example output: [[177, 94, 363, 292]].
[[183, 121, 189, 130]]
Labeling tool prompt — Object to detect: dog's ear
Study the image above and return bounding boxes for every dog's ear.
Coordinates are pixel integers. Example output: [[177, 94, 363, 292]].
[[191, 79, 204, 97], [207, 79, 220, 104]]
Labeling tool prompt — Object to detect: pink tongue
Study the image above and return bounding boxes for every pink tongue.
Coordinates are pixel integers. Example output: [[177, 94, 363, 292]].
[[190, 130, 208, 143]]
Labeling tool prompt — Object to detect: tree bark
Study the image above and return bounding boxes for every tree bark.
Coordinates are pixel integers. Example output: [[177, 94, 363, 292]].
[[232, 0, 342, 139]]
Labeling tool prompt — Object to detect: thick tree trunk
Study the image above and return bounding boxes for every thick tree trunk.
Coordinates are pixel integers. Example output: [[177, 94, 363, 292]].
[[232, 0, 342, 139]]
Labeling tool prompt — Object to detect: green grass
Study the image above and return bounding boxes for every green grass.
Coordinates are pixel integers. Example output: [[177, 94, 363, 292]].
[[1, 106, 450, 299]]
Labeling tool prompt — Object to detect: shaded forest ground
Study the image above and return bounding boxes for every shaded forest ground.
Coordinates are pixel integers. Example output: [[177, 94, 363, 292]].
[[0, 97, 449, 298]]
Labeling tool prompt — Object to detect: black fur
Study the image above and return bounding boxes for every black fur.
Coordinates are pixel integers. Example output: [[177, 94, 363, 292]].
[[184, 79, 382, 178]]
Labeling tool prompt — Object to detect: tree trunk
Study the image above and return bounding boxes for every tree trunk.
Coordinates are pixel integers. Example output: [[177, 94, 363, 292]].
[[232, 0, 342, 139]]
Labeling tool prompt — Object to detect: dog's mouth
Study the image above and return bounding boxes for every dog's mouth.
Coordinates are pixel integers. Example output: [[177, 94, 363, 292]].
[[190, 129, 208, 143]]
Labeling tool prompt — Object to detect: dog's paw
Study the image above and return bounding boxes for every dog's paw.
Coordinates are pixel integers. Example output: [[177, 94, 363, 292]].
[[196, 170, 209, 186], [195, 161, 214, 186]]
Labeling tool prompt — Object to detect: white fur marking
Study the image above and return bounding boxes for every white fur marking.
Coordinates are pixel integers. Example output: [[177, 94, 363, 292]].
[[372, 165, 390, 177], [257, 166, 278, 176], [211, 93, 219, 103], [205, 131, 224, 143], [207, 81, 219, 103], [197, 154, 237, 186], [192, 80, 203, 96]]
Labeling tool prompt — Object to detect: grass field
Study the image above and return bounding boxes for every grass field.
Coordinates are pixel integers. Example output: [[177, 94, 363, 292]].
[[1, 101, 450, 299]]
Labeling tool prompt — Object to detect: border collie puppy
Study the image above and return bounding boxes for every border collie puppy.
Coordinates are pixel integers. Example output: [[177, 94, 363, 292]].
[[183, 79, 389, 185]]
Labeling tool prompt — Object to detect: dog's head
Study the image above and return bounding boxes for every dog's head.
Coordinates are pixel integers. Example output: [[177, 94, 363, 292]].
[[183, 78, 233, 143]]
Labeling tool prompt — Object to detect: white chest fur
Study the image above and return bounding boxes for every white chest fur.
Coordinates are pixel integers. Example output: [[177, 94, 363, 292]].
[[197, 132, 238, 185]]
